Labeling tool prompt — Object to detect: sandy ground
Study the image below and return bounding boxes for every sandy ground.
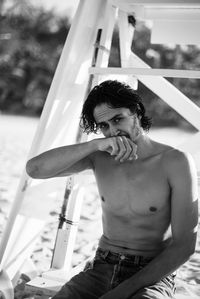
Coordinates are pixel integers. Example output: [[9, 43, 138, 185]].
[[0, 114, 199, 298]]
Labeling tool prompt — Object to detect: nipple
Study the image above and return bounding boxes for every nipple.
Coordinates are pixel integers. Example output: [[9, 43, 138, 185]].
[[149, 206, 157, 212]]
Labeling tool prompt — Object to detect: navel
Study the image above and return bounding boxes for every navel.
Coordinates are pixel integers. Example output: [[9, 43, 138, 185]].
[[149, 206, 157, 212]]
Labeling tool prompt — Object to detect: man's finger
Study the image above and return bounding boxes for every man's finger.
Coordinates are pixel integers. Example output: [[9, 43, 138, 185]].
[[110, 138, 119, 156], [128, 139, 138, 160], [118, 136, 132, 162], [114, 136, 126, 161]]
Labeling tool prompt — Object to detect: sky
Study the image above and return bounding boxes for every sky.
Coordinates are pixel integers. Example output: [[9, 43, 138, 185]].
[[31, 0, 79, 17]]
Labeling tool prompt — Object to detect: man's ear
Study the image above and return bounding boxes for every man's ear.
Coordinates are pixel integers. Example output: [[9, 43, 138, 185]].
[[137, 114, 142, 127], [137, 115, 142, 126], [134, 114, 141, 121]]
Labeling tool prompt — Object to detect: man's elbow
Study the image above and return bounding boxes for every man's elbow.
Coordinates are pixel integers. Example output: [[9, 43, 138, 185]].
[[187, 241, 196, 257], [26, 158, 42, 179], [180, 238, 196, 261], [173, 236, 196, 264], [182, 247, 195, 265]]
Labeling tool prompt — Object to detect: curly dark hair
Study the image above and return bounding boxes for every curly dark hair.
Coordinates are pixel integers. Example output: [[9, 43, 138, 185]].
[[80, 80, 152, 134]]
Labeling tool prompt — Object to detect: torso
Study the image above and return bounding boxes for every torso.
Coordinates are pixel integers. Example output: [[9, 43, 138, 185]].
[[91, 141, 173, 256]]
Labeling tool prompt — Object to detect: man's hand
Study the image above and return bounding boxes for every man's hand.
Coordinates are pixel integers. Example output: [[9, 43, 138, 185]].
[[96, 136, 138, 162]]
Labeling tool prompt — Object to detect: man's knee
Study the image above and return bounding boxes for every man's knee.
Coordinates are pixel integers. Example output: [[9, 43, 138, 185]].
[[52, 282, 81, 299]]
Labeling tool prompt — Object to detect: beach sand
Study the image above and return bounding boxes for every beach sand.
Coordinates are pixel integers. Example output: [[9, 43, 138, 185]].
[[0, 114, 199, 298]]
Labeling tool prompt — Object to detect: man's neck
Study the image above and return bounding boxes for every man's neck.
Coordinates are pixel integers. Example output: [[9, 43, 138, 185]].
[[134, 133, 154, 160]]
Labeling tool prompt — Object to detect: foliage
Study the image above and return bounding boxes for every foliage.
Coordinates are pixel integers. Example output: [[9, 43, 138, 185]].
[[0, 0, 69, 115], [0, 1, 200, 129]]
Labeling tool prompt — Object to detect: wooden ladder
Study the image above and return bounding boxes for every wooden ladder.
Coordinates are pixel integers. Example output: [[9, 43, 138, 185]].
[[0, 1, 199, 298]]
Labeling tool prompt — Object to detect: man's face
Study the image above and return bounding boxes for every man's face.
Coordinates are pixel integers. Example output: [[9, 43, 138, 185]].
[[93, 103, 142, 141]]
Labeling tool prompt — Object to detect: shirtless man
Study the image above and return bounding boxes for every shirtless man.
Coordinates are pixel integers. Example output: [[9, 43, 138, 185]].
[[26, 80, 198, 299]]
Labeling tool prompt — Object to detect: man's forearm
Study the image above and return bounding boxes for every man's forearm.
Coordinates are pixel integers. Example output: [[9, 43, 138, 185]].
[[102, 240, 195, 299], [26, 140, 98, 179], [121, 241, 194, 297]]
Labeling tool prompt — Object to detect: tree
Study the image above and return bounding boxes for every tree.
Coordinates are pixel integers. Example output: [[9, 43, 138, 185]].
[[0, 0, 70, 114]]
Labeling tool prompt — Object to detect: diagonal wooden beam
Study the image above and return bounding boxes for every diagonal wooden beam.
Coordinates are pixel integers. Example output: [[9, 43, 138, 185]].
[[128, 52, 200, 130]]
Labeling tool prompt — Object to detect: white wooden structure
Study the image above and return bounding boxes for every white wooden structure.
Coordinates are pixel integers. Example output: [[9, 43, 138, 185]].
[[0, 0, 200, 298]]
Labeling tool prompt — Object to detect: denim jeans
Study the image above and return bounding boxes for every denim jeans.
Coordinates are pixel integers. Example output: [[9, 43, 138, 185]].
[[52, 248, 176, 299]]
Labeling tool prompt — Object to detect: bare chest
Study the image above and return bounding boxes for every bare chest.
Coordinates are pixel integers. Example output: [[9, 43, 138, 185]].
[[94, 154, 170, 217]]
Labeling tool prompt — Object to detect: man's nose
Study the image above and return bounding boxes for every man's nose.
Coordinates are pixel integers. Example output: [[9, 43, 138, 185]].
[[110, 125, 120, 137]]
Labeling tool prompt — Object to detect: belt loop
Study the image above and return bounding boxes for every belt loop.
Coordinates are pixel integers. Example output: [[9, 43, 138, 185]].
[[101, 249, 109, 259], [134, 256, 141, 265]]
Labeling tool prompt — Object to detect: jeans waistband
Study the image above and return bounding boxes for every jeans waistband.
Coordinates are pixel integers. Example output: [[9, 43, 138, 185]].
[[96, 248, 154, 266]]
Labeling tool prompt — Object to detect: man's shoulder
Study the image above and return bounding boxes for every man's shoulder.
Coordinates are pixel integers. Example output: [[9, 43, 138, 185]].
[[162, 146, 191, 164], [161, 146, 194, 176], [151, 141, 181, 163], [150, 139, 191, 171]]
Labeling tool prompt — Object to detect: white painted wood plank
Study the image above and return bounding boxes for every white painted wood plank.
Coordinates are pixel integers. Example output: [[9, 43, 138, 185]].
[[51, 182, 84, 270], [118, 9, 138, 89], [1, 215, 44, 280], [118, 10, 133, 65], [91, 1, 117, 87], [51, 0, 118, 272], [25, 277, 61, 297], [95, 2, 116, 68], [144, 8, 200, 21], [111, 0, 200, 15], [111, 0, 200, 8], [129, 6, 200, 22], [90, 67, 200, 78], [43, 258, 91, 282], [0, 269, 14, 299]]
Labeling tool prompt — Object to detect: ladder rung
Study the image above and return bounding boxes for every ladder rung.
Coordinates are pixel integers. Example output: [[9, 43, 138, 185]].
[[111, 0, 200, 8], [89, 67, 200, 79]]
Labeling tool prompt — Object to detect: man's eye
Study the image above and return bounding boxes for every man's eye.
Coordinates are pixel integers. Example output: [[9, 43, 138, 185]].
[[99, 123, 108, 129], [113, 118, 121, 123]]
